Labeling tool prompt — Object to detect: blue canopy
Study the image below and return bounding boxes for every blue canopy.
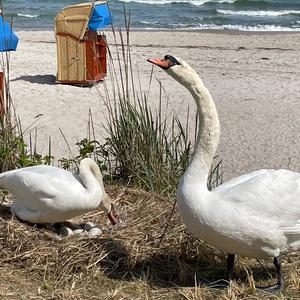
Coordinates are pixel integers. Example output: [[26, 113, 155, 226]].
[[87, 2, 111, 30], [0, 16, 18, 51]]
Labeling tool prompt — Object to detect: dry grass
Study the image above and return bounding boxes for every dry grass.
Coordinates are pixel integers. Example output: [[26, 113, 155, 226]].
[[0, 186, 299, 299]]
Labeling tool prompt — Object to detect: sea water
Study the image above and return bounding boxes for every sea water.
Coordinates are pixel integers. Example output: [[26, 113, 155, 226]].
[[2, 0, 300, 31]]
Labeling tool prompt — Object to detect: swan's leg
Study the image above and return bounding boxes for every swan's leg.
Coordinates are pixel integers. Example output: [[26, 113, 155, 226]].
[[256, 256, 284, 292], [227, 253, 235, 281]]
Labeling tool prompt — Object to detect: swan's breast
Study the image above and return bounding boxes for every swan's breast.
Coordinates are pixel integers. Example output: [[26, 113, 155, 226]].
[[177, 180, 211, 236]]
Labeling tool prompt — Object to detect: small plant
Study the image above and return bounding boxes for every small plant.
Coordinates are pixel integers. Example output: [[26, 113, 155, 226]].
[[58, 138, 109, 174], [0, 123, 54, 171]]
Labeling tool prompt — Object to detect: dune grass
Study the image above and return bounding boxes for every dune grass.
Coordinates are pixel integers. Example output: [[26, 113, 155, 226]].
[[59, 20, 222, 197]]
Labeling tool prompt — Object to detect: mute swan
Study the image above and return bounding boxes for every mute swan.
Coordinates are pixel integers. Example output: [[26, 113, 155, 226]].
[[148, 55, 300, 290], [0, 158, 117, 226]]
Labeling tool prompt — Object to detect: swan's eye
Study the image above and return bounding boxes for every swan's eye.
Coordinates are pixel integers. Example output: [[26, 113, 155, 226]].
[[164, 55, 181, 68]]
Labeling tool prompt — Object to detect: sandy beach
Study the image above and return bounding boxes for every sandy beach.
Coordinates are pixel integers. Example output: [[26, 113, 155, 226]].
[[7, 30, 300, 181]]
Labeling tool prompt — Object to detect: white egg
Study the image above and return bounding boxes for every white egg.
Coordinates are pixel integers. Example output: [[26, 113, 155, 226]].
[[88, 227, 103, 237], [73, 229, 84, 235]]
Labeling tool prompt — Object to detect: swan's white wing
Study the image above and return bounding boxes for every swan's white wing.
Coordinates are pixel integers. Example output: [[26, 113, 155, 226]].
[[215, 169, 300, 227], [0, 165, 78, 183], [0, 165, 86, 210]]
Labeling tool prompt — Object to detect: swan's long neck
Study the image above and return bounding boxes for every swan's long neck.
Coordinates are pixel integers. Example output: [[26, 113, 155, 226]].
[[80, 158, 113, 213], [184, 76, 220, 185], [79, 159, 104, 204]]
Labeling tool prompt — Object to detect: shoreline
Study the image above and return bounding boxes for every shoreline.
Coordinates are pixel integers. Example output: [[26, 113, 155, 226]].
[[15, 27, 300, 35]]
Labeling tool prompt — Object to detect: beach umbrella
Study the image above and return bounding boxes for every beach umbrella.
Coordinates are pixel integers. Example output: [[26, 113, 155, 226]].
[[87, 1, 111, 31], [0, 15, 18, 52], [0, 15, 18, 115]]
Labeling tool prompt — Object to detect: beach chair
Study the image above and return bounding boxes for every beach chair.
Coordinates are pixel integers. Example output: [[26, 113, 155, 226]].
[[54, 1, 111, 85]]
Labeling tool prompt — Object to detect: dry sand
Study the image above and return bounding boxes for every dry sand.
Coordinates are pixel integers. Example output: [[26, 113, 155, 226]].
[[6, 30, 300, 181]]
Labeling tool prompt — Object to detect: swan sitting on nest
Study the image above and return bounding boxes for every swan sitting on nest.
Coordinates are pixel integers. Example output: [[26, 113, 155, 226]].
[[148, 55, 300, 291], [0, 158, 117, 234]]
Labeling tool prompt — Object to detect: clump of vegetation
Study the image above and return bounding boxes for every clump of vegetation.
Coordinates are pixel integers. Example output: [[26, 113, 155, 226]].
[[60, 22, 222, 196]]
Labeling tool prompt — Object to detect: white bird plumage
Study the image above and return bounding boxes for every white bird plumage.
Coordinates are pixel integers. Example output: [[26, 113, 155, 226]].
[[0, 158, 117, 225], [148, 55, 300, 290]]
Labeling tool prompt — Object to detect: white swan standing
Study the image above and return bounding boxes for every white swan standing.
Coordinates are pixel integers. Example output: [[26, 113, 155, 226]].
[[148, 55, 300, 290], [0, 158, 117, 226]]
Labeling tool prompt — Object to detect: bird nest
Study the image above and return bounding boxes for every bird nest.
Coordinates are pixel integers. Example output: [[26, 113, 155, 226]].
[[0, 186, 218, 285], [0, 186, 299, 298]]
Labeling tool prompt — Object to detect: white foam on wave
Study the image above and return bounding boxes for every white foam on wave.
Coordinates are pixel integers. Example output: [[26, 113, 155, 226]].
[[136, 22, 300, 31], [119, 0, 235, 6], [139, 20, 160, 24], [195, 23, 300, 31], [217, 9, 300, 17], [17, 13, 39, 18]]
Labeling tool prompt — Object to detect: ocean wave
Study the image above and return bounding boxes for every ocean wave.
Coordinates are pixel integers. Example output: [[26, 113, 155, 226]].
[[17, 13, 39, 18], [133, 23, 300, 31], [217, 9, 300, 17], [119, 0, 235, 6], [195, 23, 300, 31]]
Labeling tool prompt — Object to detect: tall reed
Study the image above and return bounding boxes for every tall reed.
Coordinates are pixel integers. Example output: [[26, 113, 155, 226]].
[[95, 15, 222, 195]]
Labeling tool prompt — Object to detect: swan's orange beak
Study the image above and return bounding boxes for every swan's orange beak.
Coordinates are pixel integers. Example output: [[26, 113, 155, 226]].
[[107, 204, 118, 225], [147, 57, 169, 69]]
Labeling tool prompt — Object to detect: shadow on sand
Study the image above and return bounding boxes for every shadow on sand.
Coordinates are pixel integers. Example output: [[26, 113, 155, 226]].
[[11, 74, 101, 88], [11, 74, 56, 85]]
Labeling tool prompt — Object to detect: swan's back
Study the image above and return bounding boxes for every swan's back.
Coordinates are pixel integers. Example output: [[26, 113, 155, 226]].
[[0, 165, 76, 183], [0, 165, 83, 199]]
